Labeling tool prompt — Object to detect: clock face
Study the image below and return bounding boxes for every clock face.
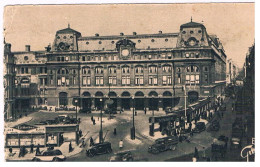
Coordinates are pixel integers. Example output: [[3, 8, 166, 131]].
[[121, 49, 130, 57]]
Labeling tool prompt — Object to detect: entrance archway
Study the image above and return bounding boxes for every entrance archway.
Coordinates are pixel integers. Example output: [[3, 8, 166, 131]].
[[163, 91, 172, 109], [108, 92, 117, 110], [95, 91, 104, 110], [59, 92, 68, 106], [121, 91, 131, 110], [82, 92, 91, 110], [149, 91, 158, 110], [188, 91, 199, 104], [135, 91, 144, 110]]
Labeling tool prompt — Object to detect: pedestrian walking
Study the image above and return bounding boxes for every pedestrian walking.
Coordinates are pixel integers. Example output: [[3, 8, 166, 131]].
[[144, 108, 147, 115], [119, 140, 123, 149], [221, 112, 224, 118], [36, 144, 40, 155], [135, 111, 137, 116], [93, 119, 96, 125], [194, 147, 199, 159], [90, 137, 94, 146], [30, 143, 34, 153], [79, 129, 82, 137], [113, 128, 117, 135], [91, 116, 94, 122], [69, 141, 73, 152]]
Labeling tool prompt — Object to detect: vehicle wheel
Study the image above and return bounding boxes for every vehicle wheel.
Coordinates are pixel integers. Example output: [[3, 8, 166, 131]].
[[128, 158, 134, 161], [87, 150, 95, 157], [107, 148, 112, 153], [171, 146, 176, 151], [32, 157, 41, 161], [52, 157, 60, 162]]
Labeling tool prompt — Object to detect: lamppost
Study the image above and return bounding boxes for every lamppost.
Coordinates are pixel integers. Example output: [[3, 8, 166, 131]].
[[130, 96, 135, 140], [99, 98, 103, 143], [75, 99, 78, 122], [152, 95, 154, 116]]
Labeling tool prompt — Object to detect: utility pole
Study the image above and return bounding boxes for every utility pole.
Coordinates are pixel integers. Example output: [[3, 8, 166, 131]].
[[131, 96, 135, 140]]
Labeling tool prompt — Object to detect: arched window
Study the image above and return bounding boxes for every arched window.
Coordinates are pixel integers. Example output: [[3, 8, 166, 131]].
[[186, 65, 200, 85], [57, 68, 69, 75], [162, 65, 172, 73], [57, 68, 70, 86], [59, 92, 68, 106], [95, 66, 103, 74], [108, 66, 117, 74], [135, 65, 144, 85], [122, 65, 130, 74], [82, 67, 91, 74], [148, 65, 157, 73]]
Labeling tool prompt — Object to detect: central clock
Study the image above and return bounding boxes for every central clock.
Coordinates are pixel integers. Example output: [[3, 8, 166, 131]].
[[121, 49, 130, 57]]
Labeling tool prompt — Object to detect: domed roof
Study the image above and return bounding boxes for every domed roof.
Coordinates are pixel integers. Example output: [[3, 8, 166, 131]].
[[180, 21, 205, 30]]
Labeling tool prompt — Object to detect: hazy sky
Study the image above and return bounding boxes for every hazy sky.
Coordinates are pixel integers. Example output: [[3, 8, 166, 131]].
[[4, 3, 254, 67]]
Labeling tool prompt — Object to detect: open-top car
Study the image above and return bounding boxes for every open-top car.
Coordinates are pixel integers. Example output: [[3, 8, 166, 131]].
[[32, 149, 66, 161], [86, 142, 112, 157], [109, 151, 134, 161]]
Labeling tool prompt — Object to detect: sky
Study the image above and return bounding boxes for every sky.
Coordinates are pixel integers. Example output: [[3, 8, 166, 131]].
[[3, 3, 254, 68]]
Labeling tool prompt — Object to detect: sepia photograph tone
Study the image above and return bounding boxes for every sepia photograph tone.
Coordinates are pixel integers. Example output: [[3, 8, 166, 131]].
[[3, 2, 255, 162]]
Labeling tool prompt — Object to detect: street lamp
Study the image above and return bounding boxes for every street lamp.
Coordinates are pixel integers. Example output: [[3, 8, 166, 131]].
[[130, 96, 135, 140], [99, 98, 103, 143], [75, 99, 78, 122], [152, 95, 154, 116]]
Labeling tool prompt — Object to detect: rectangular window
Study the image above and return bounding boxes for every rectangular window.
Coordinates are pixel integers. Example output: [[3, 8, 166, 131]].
[[40, 78, 43, 85], [66, 79, 70, 85], [122, 76, 130, 85], [44, 78, 48, 85], [87, 76, 91, 86], [205, 74, 208, 83], [149, 76, 158, 85], [154, 77, 158, 85], [65, 57, 69, 61], [178, 74, 181, 84], [40, 67, 43, 74], [50, 76, 53, 85], [21, 68, 24, 74], [61, 57, 65, 61], [25, 67, 28, 74], [163, 76, 167, 85], [73, 77, 76, 85], [83, 76, 87, 86], [109, 76, 117, 85], [95, 76, 104, 86], [58, 79, 61, 86], [57, 57, 60, 61], [82, 56, 86, 61], [167, 76, 172, 85]]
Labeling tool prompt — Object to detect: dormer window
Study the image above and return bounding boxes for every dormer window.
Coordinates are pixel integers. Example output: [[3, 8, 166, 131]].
[[63, 36, 66, 39], [70, 36, 73, 39], [185, 53, 189, 58], [99, 41, 102, 44], [182, 31, 186, 34], [165, 39, 168, 42], [151, 39, 155, 42], [86, 42, 89, 45], [57, 36, 60, 39], [190, 31, 194, 34], [24, 56, 28, 61], [198, 30, 202, 33], [138, 40, 141, 43]]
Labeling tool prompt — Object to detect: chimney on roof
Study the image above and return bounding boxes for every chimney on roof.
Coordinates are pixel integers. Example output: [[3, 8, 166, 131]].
[[133, 32, 137, 35], [95, 33, 99, 37], [25, 45, 30, 52], [159, 30, 162, 34], [120, 32, 124, 36]]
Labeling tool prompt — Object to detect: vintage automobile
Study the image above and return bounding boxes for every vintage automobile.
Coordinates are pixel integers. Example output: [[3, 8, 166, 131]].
[[148, 136, 179, 154], [32, 149, 66, 161], [109, 151, 134, 161], [79, 108, 92, 113], [211, 138, 227, 158], [193, 122, 206, 133], [86, 142, 112, 157], [104, 108, 117, 114], [209, 120, 220, 131]]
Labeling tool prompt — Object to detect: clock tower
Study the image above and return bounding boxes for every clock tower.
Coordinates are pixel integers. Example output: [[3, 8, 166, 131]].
[[52, 24, 81, 51]]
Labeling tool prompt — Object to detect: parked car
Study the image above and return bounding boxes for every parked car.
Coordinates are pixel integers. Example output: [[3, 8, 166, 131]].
[[109, 151, 134, 161], [32, 149, 66, 161], [86, 142, 112, 157], [104, 108, 117, 114], [79, 108, 91, 113], [211, 138, 227, 158], [148, 136, 178, 154], [193, 122, 206, 133], [209, 120, 220, 131], [34, 121, 47, 125]]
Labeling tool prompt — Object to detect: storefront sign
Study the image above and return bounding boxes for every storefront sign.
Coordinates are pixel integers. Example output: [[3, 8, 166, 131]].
[[149, 114, 177, 123]]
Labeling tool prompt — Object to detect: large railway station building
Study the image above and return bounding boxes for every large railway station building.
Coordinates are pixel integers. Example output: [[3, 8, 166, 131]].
[[4, 20, 226, 120]]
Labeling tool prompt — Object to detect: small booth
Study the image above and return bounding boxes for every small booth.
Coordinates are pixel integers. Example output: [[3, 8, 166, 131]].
[[5, 124, 45, 148]]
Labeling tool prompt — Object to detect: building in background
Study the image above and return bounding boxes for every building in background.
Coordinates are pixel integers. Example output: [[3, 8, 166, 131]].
[[226, 59, 238, 85], [5, 20, 227, 120]]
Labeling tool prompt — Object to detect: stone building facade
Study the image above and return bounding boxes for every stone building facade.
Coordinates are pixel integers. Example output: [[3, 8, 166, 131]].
[[5, 21, 226, 119]]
